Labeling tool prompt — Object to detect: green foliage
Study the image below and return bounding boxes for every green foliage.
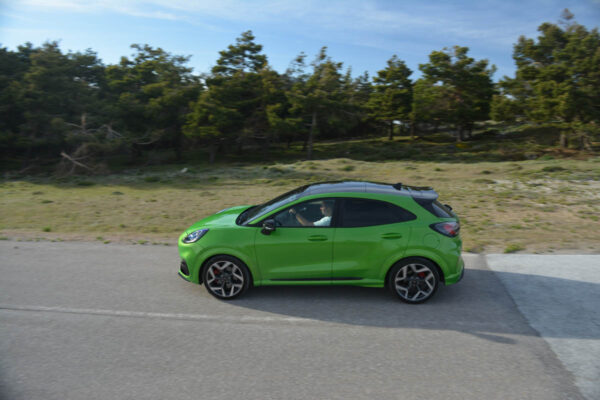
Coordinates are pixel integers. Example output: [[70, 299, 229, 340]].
[[415, 46, 496, 141], [504, 243, 525, 253], [185, 31, 279, 162], [285, 47, 351, 159], [412, 79, 452, 128], [105, 44, 200, 159], [490, 94, 521, 123], [495, 10, 600, 148], [367, 55, 412, 139], [212, 31, 267, 76]]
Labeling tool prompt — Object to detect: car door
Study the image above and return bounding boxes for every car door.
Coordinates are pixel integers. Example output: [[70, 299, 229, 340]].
[[332, 198, 415, 281], [254, 199, 336, 282]]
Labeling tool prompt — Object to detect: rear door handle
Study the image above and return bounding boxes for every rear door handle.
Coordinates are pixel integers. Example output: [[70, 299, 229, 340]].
[[381, 233, 403, 239], [308, 235, 328, 242]]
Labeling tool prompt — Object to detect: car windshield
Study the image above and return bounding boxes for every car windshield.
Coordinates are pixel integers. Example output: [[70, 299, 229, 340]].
[[240, 185, 309, 225]]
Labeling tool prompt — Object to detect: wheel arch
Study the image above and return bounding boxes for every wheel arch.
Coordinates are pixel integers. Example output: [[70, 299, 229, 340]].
[[383, 256, 445, 288]]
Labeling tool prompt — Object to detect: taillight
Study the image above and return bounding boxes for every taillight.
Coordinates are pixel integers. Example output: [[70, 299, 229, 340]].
[[430, 221, 460, 237]]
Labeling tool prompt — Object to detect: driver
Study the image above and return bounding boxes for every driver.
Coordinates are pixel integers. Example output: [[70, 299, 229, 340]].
[[289, 201, 333, 227]]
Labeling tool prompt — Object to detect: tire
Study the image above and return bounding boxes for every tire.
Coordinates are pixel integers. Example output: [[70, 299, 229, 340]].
[[388, 258, 440, 304], [202, 255, 251, 300]]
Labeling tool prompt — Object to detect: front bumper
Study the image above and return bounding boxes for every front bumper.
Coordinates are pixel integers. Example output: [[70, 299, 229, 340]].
[[178, 260, 191, 281]]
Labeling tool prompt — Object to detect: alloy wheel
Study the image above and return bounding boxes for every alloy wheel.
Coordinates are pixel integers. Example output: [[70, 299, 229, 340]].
[[394, 263, 437, 302], [205, 260, 245, 298]]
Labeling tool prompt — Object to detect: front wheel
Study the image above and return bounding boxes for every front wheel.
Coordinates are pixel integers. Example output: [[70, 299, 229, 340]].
[[202, 256, 250, 300], [388, 258, 440, 304]]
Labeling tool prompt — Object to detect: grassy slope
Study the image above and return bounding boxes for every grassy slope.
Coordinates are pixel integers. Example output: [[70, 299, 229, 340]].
[[2, 152, 599, 253]]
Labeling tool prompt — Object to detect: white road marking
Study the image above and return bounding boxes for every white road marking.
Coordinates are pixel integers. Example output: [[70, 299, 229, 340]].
[[0, 304, 312, 325]]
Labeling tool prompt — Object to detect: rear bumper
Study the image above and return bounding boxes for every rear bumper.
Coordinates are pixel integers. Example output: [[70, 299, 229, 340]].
[[456, 261, 465, 282], [444, 257, 464, 285]]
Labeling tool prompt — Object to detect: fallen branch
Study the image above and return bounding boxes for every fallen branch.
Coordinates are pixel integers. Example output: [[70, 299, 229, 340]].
[[60, 151, 94, 171]]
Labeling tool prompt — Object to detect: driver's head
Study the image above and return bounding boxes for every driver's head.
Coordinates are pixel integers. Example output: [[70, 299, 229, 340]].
[[319, 201, 333, 216]]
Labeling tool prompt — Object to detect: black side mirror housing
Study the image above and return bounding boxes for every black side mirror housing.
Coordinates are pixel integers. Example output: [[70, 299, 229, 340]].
[[261, 219, 276, 235]]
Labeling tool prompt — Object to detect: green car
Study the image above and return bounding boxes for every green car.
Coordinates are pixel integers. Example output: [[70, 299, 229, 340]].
[[178, 181, 463, 304]]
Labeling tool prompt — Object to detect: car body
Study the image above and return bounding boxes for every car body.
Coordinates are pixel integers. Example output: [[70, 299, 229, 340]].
[[178, 181, 464, 303]]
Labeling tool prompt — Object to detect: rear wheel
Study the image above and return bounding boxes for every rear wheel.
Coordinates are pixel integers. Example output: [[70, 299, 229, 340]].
[[202, 256, 250, 300], [389, 258, 440, 304]]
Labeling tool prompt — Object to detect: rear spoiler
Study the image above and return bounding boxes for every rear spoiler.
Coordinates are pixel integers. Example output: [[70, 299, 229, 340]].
[[393, 182, 438, 200], [413, 197, 456, 218]]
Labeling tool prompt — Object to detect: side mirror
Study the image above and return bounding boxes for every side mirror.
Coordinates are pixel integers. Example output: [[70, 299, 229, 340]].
[[261, 219, 276, 235]]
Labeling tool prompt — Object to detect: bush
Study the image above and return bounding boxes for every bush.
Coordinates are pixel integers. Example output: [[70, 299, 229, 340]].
[[541, 166, 566, 172], [504, 243, 524, 253]]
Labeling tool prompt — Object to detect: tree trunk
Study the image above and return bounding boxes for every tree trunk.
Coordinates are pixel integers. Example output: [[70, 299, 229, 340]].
[[172, 127, 182, 161], [208, 145, 216, 164], [388, 121, 394, 141], [456, 125, 463, 142], [579, 133, 592, 151], [262, 136, 270, 158], [410, 121, 416, 138], [465, 127, 473, 140], [130, 143, 143, 161], [559, 132, 568, 149], [307, 111, 316, 160]]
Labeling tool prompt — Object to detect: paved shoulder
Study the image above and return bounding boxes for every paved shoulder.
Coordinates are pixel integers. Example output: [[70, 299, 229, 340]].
[[486, 254, 600, 400]]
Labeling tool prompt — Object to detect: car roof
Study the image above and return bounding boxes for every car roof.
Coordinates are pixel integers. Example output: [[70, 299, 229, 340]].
[[299, 181, 438, 200]]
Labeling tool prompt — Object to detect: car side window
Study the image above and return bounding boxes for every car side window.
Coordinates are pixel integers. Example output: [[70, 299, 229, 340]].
[[340, 198, 416, 228], [272, 199, 336, 227]]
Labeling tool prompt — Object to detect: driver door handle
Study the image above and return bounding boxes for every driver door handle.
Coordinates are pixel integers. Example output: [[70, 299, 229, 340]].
[[308, 235, 328, 242]]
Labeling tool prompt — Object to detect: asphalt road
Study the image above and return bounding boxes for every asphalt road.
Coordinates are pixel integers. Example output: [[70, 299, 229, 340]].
[[0, 241, 593, 400]]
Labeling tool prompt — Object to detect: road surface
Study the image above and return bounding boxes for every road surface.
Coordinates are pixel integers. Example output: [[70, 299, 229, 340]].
[[1, 241, 596, 400]]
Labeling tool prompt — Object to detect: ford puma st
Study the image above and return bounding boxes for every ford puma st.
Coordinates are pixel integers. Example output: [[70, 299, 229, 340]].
[[178, 181, 463, 304]]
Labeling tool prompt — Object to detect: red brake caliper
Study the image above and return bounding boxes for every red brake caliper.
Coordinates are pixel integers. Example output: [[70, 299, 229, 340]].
[[418, 272, 426, 278]]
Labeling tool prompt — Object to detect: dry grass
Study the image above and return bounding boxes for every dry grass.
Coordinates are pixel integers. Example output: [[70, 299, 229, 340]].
[[1, 157, 599, 253]]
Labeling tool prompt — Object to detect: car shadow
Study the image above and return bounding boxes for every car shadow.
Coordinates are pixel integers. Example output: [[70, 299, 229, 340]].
[[219, 258, 599, 344]]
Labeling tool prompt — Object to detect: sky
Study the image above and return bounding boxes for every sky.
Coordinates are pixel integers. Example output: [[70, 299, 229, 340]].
[[1, 0, 599, 81]]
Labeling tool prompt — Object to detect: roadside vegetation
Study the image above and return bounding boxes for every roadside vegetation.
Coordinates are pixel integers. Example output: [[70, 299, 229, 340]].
[[2, 145, 599, 252], [1, 10, 598, 253]]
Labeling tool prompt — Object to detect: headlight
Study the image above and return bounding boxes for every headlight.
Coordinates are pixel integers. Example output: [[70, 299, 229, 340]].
[[183, 229, 209, 243]]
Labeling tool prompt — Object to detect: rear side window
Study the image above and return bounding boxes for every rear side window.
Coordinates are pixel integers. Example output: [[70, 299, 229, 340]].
[[414, 198, 454, 218], [340, 198, 416, 228]]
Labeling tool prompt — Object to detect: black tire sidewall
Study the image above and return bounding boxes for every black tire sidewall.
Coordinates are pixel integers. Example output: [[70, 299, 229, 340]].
[[202, 255, 251, 300]]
